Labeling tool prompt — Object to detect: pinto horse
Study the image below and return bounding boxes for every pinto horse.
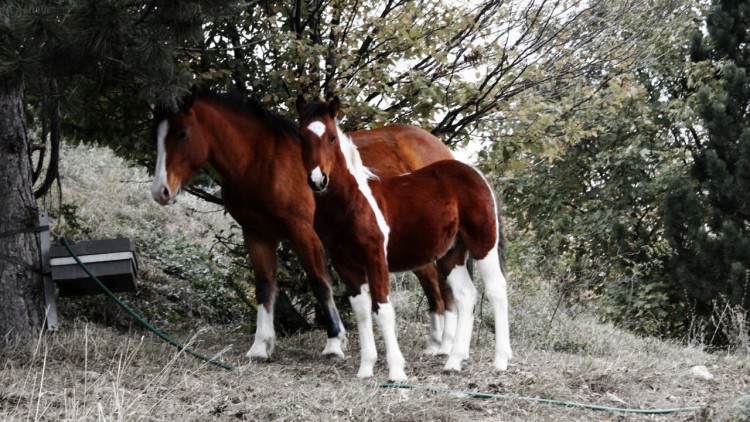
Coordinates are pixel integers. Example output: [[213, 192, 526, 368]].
[[149, 90, 455, 362], [296, 97, 512, 379]]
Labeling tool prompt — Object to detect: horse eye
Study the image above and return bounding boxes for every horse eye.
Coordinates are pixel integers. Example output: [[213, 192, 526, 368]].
[[329, 134, 336, 143], [176, 130, 187, 140]]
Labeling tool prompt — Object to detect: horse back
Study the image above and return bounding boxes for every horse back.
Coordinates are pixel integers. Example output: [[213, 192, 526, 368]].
[[351, 124, 453, 177]]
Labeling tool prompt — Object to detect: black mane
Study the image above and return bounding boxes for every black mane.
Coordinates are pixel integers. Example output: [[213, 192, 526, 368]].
[[153, 89, 300, 140]]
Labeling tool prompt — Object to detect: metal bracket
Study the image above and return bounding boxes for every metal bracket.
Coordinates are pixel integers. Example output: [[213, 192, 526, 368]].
[[39, 210, 58, 331]]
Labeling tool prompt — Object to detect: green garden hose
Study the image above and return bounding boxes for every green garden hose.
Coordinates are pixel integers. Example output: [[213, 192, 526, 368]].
[[60, 237, 234, 371]]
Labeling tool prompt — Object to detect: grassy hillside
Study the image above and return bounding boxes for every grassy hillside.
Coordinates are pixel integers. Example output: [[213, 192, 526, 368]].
[[1, 144, 748, 421]]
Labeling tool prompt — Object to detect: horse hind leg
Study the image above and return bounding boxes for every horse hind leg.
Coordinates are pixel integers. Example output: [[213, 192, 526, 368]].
[[438, 241, 474, 372], [438, 270, 457, 356], [413, 264, 447, 356], [477, 245, 512, 371]]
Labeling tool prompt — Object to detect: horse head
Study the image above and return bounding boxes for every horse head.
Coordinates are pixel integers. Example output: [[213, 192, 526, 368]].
[[151, 89, 211, 205], [295, 95, 342, 192]]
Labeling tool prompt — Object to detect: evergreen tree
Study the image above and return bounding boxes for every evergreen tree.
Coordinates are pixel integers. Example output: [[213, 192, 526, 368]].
[[0, 0, 236, 345], [662, 0, 750, 326], [0, 7, 45, 350], [0, 0, 237, 165]]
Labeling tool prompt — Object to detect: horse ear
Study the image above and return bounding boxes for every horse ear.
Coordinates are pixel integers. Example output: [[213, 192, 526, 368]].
[[178, 85, 199, 111], [296, 94, 307, 115], [328, 97, 340, 118]]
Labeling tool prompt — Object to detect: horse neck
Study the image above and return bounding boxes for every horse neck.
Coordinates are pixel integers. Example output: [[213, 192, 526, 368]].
[[335, 128, 377, 190], [196, 101, 277, 184], [324, 130, 384, 222]]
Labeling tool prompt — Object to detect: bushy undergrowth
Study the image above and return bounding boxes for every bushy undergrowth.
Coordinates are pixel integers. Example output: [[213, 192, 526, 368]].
[[43, 143, 254, 331]]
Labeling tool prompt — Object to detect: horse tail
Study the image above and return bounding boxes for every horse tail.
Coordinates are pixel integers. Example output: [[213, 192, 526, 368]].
[[489, 186, 507, 276], [466, 257, 475, 281], [497, 210, 507, 275]]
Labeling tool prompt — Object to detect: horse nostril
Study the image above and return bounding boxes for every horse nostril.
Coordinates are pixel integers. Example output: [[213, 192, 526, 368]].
[[162, 186, 170, 200], [308, 173, 328, 192]]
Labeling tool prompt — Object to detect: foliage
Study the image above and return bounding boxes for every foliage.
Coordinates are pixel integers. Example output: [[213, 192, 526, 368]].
[[57, 203, 93, 238], [1, 0, 693, 164], [478, 1, 702, 337], [2, 0, 730, 342], [137, 220, 249, 324], [660, 0, 750, 342], [0, 0, 237, 166]]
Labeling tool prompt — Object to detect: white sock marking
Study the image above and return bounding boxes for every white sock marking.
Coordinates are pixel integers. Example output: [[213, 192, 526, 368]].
[[247, 304, 276, 360], [349, 285, 377, 378], [438, 309, 457, 356], [322, 306, 347, 358], [373, 302, 407, 381], [478, 246, 512, 370], [307, 121, 326, 138], [424, 311, 444, 355], [444, 263, 476, 372]]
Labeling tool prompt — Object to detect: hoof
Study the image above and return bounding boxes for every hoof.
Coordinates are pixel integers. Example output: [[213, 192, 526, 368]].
[[443, 358, 462, 373], [422, 346, 440, 356], [249, 355, 269, 363], [388, 372, 408, 383], [323, 352, 346, 362], [494, 358, 509, 371], [357, 369, 374, 379], [436, 346, 453, 356]]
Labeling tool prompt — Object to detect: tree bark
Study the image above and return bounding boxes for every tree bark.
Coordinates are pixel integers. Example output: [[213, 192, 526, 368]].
[[0, 80, 45, 349]]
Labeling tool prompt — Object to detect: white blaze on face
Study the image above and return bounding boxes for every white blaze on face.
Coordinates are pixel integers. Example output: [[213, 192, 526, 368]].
[[307, 121, 326, 138], [310, 166, 325, 185], [151, 120, 170, 202]]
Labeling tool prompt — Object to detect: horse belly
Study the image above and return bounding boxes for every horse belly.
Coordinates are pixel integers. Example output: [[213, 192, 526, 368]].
[[385, 202, 460, 272]]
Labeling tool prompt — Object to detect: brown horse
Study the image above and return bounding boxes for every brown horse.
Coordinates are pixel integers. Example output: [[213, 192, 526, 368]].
[[149, 90, 454, 363], [296, 97, 512, 379]]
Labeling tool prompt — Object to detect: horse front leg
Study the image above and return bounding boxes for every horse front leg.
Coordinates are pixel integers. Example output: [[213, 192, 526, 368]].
[[330, 260, 376, 378], [243, 233, 278, 362], [368, 254, 407, 382], [287, 222, 347, 360]]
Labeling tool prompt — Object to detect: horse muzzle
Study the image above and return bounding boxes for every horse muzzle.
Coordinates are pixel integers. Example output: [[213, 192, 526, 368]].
[[308, 167, 328, 192], [151, 182, 179, 205]]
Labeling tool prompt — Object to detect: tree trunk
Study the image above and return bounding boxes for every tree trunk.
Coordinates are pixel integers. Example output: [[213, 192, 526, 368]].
[[0, 81, 45, 349]]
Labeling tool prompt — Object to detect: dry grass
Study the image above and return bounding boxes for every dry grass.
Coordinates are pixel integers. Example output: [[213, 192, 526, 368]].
[[2, 296, 748, 421], [3, 144, 748, 421]]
